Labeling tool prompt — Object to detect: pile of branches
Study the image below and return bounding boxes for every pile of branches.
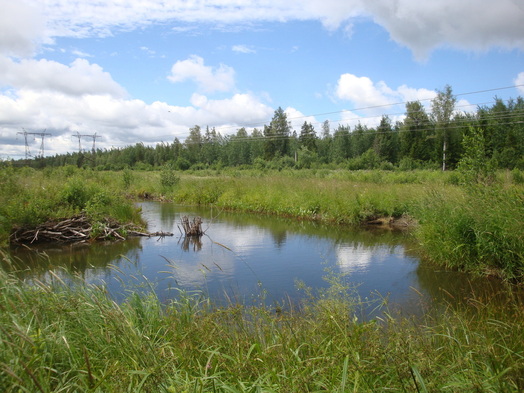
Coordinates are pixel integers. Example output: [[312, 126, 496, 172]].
[[10, 214, 173, 245], [179, 216, 205, 237]]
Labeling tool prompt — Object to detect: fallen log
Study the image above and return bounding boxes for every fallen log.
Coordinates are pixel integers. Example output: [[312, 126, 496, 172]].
[[127, 230, 174, 238]]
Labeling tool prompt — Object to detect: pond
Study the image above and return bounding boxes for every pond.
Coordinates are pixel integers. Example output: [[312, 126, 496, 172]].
[[6, 202, 508, 317]]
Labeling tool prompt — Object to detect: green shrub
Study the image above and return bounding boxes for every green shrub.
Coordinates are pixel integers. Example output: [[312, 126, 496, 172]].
[[160, 165, 180, 192], [512, 168, 524, 185], [60, 177, 92, 210]]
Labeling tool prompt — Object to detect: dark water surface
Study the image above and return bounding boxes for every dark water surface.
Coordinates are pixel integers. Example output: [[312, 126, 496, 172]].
[[7, 202, 509, 316]]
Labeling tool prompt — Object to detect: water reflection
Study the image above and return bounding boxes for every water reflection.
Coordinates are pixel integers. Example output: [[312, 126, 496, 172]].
[[180, 236, 203, 252], [7, 238, 142, 280], [4, 202, 517, 316]]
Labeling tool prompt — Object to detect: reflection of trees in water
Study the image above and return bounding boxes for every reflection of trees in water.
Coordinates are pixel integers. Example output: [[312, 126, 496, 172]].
[[143, 202, 418, 251], [158, 203, 179, 230], [179, 236, 202, 252], [271, 230, 287, 248], [414, 259, 524, 314], [6, 238, 143, 279]]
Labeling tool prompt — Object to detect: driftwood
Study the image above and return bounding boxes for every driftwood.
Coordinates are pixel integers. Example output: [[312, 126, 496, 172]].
[[127, 230, 174, 238], [9, 214, 173, 245], [179, 216, 204, 237]]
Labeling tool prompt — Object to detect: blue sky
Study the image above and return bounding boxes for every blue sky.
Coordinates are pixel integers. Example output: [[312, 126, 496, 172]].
[[1, 0, 523, 159]]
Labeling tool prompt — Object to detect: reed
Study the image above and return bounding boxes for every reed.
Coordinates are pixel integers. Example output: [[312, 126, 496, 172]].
[[415, 184, 524, 280]]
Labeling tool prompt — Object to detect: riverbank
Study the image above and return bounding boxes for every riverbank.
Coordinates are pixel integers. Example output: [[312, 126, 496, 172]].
[[1, 166, 523, 280], [130, 168, 523, 281]]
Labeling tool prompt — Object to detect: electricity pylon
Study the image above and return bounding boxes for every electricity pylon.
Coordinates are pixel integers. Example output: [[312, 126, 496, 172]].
[[17, 129, 52, 159]]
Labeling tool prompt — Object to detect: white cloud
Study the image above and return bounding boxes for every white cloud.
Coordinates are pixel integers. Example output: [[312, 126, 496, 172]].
[[336, 74, 393, 108], [232, 45, 256, 54], [515, 72, 524, 94], [0, 88, 274, 159], [283, 107, 318, 132], [71, 49, 92, 58], [0, 57, 126, 97], [19, 0, 524, 59], [189, 93, 273, 124], [334, 73, 440, 128], [366, 0, 524, 59], [0, 0, 45, 57], [168, 55, 236, 93], [336, 73, 436, 110]]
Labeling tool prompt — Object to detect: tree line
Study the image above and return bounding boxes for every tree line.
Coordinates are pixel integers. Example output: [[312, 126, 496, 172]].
[[13, 86, 524, 171]]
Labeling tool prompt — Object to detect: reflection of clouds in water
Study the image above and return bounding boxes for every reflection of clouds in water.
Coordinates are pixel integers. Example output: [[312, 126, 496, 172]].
[[336, 244, 389, 274], [165, 240, 237, 288], [216, 226, 270, 254], [164, 224, 274, 288]]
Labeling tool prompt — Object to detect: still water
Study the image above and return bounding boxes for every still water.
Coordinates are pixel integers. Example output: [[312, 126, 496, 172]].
[[7, 202, 505, 316]]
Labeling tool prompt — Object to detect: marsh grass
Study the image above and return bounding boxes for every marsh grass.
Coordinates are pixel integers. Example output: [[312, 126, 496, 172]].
[[416, 184, 524, 280], [0, 167, 143, 245], [0, 254, 523, 392]]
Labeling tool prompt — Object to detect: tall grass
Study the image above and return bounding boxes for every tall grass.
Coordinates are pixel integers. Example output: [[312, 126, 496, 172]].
[[416, 184, 524, 280], [0, 255, 523, 392], [0, 166, 143, 245]]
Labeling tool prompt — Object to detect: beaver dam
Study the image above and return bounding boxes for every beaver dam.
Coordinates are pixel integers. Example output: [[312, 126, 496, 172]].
[[9, 214, 173, 245]]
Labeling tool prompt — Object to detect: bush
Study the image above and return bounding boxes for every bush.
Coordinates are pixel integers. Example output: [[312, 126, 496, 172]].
[[512, 168, 524, 184], [160, 165, 180, 192]]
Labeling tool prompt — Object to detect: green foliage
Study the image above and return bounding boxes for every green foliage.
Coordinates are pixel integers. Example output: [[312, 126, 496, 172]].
[[0, 262, 523, 392], [416, 185, 524, 280], [457, 126, 496, 185], [296, 146, 318, 169], [0, 169, 143, 244], [60, 177, 93, 210], [174, 157, 191, 170], [512, 168, 524, 184], [160, 164, 180, 192], [346, 148, 383, 170], [122, 167, 133, 188]]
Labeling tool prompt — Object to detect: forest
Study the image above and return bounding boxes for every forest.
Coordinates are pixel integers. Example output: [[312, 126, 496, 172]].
[[9, 87, 524, 172]]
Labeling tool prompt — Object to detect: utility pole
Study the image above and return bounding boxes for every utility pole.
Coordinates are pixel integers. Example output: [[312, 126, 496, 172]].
[[17, 129, 52, 159]]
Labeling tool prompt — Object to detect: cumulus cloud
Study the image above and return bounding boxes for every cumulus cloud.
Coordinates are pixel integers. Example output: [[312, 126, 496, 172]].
[[0, 57, 126, 97], [334, 73, 439, 127], [22, 0, 524, 58], [283, 107, 318, 132], [0, 88, 274, 159], [168, 55, 236, 93], [365, 0, 524, 59], [336, 73, 436, 110], [189, 93, 273, 125], [0, 0, 44, 57]]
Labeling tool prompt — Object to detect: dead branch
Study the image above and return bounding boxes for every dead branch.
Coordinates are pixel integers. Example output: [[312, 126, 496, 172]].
[[179, 216, 204, 237], [9, 214, 172, 245]]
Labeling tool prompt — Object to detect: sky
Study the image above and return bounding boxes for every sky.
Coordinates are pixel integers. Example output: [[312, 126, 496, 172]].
[[1, 0, 524, 160]]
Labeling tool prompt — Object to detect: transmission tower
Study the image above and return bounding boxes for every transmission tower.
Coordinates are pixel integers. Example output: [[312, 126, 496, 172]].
[[17, 129, 52, 159], [73, 132, 101, 154]]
